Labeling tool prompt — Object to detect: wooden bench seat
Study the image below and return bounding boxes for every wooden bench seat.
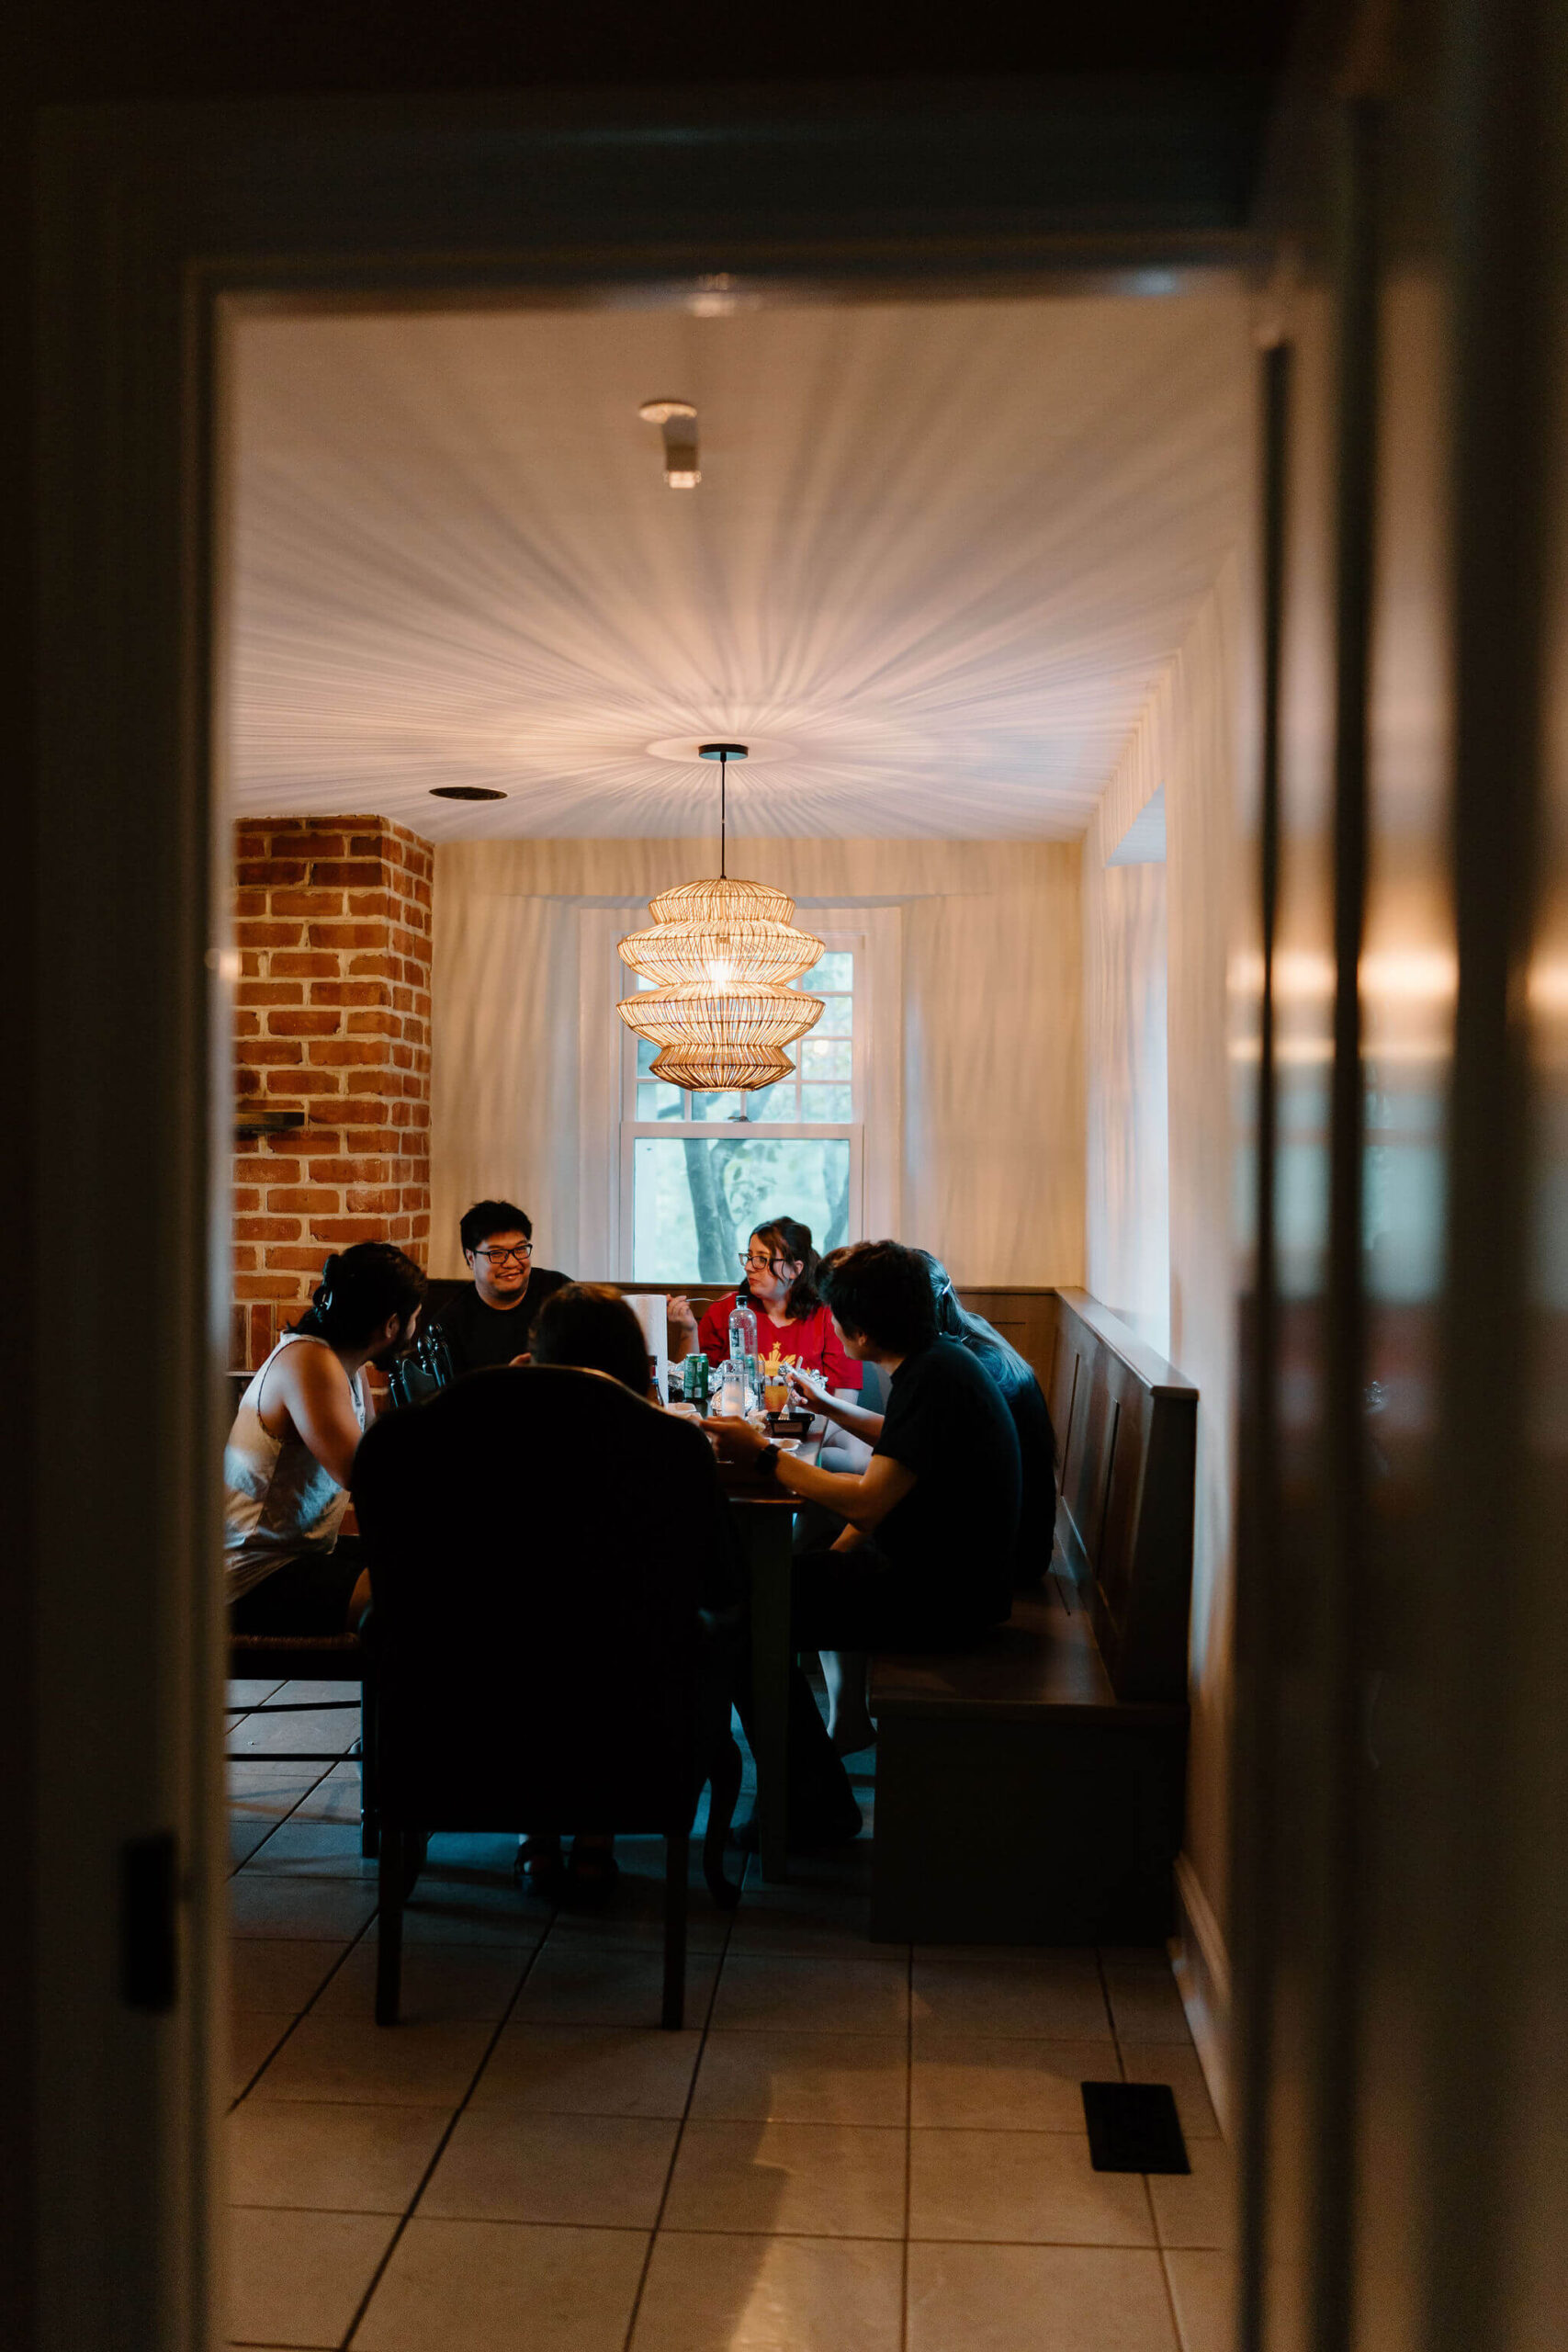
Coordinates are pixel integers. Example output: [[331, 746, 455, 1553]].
[[869, 1289, 1195, 1945]]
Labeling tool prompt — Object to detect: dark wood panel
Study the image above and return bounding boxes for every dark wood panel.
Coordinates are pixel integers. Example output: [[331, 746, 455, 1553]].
[[1050, 1290, 1196, 1703]]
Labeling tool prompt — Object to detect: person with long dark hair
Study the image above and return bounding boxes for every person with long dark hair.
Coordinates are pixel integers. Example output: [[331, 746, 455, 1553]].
[[224, 1241, 425, 1633], [668, 1216, 861, 1395]]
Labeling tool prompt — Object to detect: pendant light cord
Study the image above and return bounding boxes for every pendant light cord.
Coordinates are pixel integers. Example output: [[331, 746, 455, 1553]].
[[719, 748, 727, 879]]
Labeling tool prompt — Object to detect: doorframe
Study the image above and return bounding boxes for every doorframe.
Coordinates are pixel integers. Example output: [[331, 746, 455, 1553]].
[[28, 80, 1256, 2348]]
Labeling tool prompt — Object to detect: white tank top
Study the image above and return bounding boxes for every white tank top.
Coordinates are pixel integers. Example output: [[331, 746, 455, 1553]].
[[223, 1331, 368, 1600]]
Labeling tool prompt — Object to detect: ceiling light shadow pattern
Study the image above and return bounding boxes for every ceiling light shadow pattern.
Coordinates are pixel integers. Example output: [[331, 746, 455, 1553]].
[[229, 293, 1248, 839]]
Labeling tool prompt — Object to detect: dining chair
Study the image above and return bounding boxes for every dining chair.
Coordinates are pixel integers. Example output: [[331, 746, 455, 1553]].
[[351, 1363, 744, 2029]]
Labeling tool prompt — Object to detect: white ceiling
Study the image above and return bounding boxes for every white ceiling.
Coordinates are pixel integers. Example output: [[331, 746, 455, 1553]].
[[226, 289, 1247, 842]]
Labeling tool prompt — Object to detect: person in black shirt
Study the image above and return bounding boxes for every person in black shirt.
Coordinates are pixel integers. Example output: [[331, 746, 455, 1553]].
[[794, 1250, 1056, 1594], [436, 1198, 571, 1374], [706, 1238, 1021, 1847]]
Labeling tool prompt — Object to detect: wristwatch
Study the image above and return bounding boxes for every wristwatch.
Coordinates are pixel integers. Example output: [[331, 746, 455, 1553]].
[[755, 1441, 782, 1479]]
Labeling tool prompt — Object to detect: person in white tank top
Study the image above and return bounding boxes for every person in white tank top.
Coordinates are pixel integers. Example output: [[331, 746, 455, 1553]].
[[224, 1242, 425, 1633]]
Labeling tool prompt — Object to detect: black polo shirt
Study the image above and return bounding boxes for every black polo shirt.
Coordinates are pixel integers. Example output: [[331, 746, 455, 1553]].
[[435, 1268, 571, 1374], [873, 1338, 1022, 1627]]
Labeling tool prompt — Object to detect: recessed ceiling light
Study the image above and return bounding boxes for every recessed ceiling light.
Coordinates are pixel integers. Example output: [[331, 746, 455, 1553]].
[[430, 786, 507, 800]]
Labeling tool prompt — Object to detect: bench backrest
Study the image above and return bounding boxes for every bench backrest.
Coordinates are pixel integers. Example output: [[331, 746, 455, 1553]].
[[1046, 1288, 1196, 1704]]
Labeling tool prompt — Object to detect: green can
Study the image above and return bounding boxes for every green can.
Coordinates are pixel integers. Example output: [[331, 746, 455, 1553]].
[[682, 1352, 710, 1407]]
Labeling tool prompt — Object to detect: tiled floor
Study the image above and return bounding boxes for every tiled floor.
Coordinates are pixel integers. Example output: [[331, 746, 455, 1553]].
[[227, 1679, 1234, 2351]]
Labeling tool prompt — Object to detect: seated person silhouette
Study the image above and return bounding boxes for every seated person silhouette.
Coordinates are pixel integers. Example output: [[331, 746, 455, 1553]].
[[706, 1239, 1021, 1849], [788, 1249, 1057, 1750], [513, 1283, 740, 1902], [224, 1242, 425, 1633]]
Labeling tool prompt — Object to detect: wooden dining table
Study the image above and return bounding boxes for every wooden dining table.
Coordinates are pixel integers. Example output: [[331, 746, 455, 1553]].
[[708, 1416, 826, 1883]]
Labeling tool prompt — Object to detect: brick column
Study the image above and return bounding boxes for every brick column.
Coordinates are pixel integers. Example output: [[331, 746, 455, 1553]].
[[231, 816, 434, 1368]]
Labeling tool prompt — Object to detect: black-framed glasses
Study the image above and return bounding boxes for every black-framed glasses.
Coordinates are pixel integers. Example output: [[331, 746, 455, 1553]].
[[475, 1241, 532, 1263], [740, 1252, 784, 1272]]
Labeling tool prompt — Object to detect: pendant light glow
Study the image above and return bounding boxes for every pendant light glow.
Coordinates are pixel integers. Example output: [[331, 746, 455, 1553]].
[[615, 745, 825, 1091]]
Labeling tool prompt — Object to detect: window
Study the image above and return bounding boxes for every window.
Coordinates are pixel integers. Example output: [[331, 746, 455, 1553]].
[[622, 944, 863, 1281]]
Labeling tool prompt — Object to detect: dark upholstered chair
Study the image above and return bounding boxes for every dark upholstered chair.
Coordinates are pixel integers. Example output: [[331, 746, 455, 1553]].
[[352, 1363, 743, 2029]]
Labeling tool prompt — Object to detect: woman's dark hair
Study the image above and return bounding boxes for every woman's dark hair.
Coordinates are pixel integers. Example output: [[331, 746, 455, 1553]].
[[817, 1240, 938, 1358], [460, 1198, 532, 1255], [530, 1283, 652, 1398], [743, 1216, 820, 1318], [293, 1242, 426, 1348], [919, 1250, 1035, 1398]]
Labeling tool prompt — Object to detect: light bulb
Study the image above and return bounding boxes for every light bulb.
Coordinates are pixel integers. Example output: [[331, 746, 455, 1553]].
[[706, 959, 734, 989]]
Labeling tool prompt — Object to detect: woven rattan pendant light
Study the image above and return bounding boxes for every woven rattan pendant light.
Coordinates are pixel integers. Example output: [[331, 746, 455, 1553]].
[[616, 745, 824, 1091]]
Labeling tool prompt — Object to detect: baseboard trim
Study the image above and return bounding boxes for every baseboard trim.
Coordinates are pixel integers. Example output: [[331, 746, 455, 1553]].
[[1168, 1850, 1231, 2138]]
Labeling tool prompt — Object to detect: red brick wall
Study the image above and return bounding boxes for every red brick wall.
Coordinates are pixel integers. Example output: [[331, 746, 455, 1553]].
[[231, 816, 434, 1368]]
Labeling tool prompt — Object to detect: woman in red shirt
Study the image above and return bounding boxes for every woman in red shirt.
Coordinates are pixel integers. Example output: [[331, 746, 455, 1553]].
[[669, 1216, 863, 1393]]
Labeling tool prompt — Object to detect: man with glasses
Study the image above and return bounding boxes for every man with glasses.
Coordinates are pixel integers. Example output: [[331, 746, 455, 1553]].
[[437, 1200, 571, 1374]]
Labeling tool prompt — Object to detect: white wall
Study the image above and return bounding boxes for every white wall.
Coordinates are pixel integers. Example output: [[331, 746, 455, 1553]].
[[1081, 554, 1246, 2084], [429, 837, 1084, 1287], [1083, 854, 1170, 1351]]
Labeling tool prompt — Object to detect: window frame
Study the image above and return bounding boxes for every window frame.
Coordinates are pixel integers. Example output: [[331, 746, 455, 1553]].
[[618, 924, 866, 1281]]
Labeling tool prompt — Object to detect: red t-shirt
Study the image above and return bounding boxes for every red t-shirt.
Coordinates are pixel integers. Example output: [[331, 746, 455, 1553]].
[[696, 1291, 863, 1389]]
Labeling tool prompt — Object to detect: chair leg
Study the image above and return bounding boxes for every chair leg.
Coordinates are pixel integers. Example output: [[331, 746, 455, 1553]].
[[359, 1676, 380, 1860], [661, 1832, 689, 2030], [376, 1826, 404, 2027], [703, 1734, 744, 1911]]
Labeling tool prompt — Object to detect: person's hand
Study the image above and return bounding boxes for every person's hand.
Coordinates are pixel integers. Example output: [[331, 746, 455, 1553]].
[[509, 1351, 531, 1367], [667, 1295, 698, 1337], [785, 1363, 829, 1408], [703, 1415, 769, 1464]]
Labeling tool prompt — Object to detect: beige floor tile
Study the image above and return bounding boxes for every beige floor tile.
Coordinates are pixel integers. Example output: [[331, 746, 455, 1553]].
[[420, 2109, 679, 2228], [251, 2014, 491, 2107], [690, 2030, 908, 2126], [1164, 2249, 1235, 2351], [1104, 1959, 1194, 2045], [537, 1892, 735, 1952], [230, 1875, 378, 1942], [912, 1951, 1111, 2040], [907, 2242, 1180, 2352], [229, 2098, 450, 2214], [289, 1762, 362, 1824], [472, 2024, 703, 2118], [911, 2034, 1118, 2132], [229, 1759, 333, 1822], [909, 2126, 1156, 2245], [511, 1939, 720, 2028], [1122, 2048, 1221, 2140], [231, 2013, 296, 2099], [352, 2217, 648, 2352], [710, 1952, 908, 2035], [661, 2120, 906, 2240], [230, 1939, 350, 2018], [227, 2204, 397, 2348], [313, 1940, 530, 2025], [631, 2229, 904, 2351], [232, 1815, 281, 1869], [1148, 2141, 1235, 2252], [229, 1679, 289, 1709], [243, 1820, 378, 1880], [725, 1893, 888, 1962], [398, 1879, 547, 1948], [227, 1706, 361, 1760]]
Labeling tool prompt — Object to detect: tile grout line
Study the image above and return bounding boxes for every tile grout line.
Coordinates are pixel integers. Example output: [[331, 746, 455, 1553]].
[[618, 1851, 746, 2352], [336, 1887, 562, 2349], [1098, 1946, 1187, 2349], [230, 1731, 389, 2117]]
